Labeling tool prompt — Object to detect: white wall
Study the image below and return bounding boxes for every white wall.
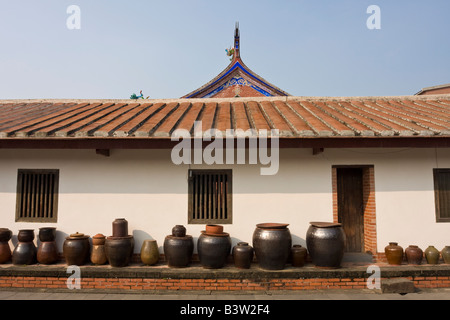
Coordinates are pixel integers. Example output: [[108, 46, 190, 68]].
[[0, 147, 449, 255]]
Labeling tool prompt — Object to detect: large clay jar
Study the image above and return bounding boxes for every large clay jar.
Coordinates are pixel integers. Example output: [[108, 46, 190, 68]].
[[63, 232, 90, 266], [112, 218, 128, 238], [37, 241, 59, 264], [197, 227, 231, 269], [306, 222, 346, 269], [105, 236, 134, 267], [425, 246, 440, 264], [291, 245, 308, 267], [385, 242, 404, 265], [164, 226, 194, 268], [232, 242, 254, 269], [405, 245, 423, 265], [140, 240, 159, 265], [12, 229, 37, 265], [0, 228, 12, 264], [441, 246, 450, 264], [253, 223, 292, 270]]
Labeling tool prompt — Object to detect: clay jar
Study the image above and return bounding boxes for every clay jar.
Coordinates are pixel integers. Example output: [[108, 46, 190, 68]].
[[385, 242, 404, 265], [105, 236, 134, 267], [37, 227, 58, 265], [0, 228, 12, 264], [253, 223, 292, 270], [172, 225, 186, 237], [112, 218, 128, 237], [91, 234, 107, 265], [425, 246, 440, 265], [441, 246, 450, 264], [197, 226, 231, 269], [140, 240, 159, 265], [405, 245, 423, 265], [232, 242, 254, 269], [63, 232, 90, 266], [291, 245, 308, 267], [306, 222, 345, 269], [164, 225, 194, 268], [12, 229, 37, 265]]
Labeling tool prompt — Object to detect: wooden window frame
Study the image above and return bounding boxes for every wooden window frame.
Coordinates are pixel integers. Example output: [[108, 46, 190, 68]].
[[188, 169, 232, 224], [434, 168, 450, 223], [15, 169, 59, 223]]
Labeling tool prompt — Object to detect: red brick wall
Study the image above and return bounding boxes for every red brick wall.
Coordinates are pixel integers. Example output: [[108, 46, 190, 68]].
[[1, 275, 449, 291]]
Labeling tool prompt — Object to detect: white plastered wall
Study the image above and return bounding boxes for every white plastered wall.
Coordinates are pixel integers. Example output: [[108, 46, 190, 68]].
[[0, 147, 449, 255]]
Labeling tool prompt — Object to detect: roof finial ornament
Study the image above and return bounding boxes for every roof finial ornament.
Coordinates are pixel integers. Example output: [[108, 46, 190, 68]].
[[234, 21, 240, 59]]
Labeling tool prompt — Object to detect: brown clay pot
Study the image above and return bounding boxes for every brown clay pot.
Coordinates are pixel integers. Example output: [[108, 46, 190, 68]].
[[0, 242, 12, 264], [291, 245, 308, 267], [405, 245, 423, 265], [385, 242, 404, 265], [112, 218, 128, 237], [63, 233, 90, 266], [172, 225, 186, 237], [38, 227, 56, 242], [232, 242, 254, 269], [164, 235, 194, 268], [92, 234, 106, 246], [37, 241, 58, 264], [105, 235, 134, 267], [0, 228, 12, 242], [91, 245, 107, 265], [205, 224, 224, 235]]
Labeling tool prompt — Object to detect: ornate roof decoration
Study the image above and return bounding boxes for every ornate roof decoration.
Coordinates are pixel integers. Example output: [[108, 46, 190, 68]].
[[182, 23, 290, 99]]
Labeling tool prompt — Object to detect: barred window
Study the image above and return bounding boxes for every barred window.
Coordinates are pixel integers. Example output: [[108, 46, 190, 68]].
[[188, 169, 232, 224], [434, 169, 450, 222], [15, 169, 59, 222]]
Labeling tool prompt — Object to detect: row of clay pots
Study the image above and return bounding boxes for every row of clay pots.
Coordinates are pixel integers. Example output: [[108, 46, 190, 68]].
[[385, 242, 450, 265]]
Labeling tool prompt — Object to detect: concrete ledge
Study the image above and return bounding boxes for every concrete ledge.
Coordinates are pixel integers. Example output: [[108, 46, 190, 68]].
[[2, 262, 450, 280], [381, 278, 416, 294]]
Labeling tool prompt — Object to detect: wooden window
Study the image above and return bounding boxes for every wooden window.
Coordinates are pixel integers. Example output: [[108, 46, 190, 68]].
[[15, 169, 59, 222], [434, 169, 450, 222], [188, 169, 232, 224]]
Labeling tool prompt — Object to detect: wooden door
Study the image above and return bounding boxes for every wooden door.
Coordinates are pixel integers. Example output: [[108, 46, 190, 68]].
[[337, 168, 364, 252]]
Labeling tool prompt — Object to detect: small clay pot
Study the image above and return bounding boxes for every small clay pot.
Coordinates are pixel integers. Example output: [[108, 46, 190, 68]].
[[91, 245, 107, 265], [205, 225, 224, 235], [425, 246, 440, 265], [172, 225, 186, 237], [112, 218, 128, 237], [232, 242, 254, 269], [38, 227, 56, 242], [405, 245, 423, 265], [441, 246, 450, 264], [0, 228, 12, 242], [385, 242, 403, 265], [92, 234, 106, 246], [140, 240, 159, 266], [291, 245, 308, 267], [18, 229, 35, 243]]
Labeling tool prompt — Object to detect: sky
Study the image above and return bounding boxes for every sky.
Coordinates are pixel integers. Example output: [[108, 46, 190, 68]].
[[0, 0, 449, 100]]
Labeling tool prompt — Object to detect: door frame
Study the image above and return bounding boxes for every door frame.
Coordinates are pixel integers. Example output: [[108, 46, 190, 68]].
[[332, 165, 377, 257]]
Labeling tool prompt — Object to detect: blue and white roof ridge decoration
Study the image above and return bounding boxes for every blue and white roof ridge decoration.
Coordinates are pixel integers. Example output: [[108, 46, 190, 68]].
[[181, 24, 290, 99]]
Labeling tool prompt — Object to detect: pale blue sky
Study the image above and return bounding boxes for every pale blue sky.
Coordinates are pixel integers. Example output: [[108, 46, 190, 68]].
[[0, 0, 449, 99]]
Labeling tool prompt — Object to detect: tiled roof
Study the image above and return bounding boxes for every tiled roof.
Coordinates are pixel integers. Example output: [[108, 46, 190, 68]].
[[0, 96, 449, 140]]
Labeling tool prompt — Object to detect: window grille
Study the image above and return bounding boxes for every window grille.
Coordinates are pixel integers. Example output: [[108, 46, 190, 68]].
[[16, 169, 59, 222], [434, 169, 450, 222], [188, 169, 232, 224]]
